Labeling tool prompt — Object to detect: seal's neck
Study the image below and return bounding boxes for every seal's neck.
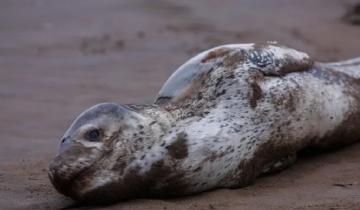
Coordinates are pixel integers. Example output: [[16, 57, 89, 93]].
[[120, 104, 194, 196], [125, 104, 177, 145]]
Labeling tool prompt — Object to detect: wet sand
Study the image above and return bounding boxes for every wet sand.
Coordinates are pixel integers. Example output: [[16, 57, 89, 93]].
[[1, 0, 360, 209]]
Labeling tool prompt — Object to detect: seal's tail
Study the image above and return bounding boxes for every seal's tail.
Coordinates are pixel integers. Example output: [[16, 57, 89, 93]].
[[326, 57, 360, 79]]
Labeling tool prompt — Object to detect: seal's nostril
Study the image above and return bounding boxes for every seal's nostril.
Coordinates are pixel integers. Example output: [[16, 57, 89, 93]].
[[59, 137, 72, 154], [61, 136, 70, 144]]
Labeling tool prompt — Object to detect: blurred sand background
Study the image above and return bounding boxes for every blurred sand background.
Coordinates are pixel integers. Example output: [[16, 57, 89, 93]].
[[1, 0, 360, 209]]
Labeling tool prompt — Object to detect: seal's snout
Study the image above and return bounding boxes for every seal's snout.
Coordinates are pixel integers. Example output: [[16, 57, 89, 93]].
[[49, 144, 99, 199], [59, 136, 72, 154]]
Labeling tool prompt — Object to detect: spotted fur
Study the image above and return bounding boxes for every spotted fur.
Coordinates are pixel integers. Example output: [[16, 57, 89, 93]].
[[49, 43, 360, 203]]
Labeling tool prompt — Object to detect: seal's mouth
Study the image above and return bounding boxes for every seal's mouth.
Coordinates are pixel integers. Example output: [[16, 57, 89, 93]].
[[48, 145, 98, 199], [48, 164, 77, 198], [48, 156, 88, 198]]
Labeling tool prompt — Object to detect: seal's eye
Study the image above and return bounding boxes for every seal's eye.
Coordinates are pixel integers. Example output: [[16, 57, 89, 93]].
[[85, 129, 102, 142]]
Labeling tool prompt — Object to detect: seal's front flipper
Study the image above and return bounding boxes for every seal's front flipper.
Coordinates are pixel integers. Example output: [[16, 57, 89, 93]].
[[154, 43, 313, 105], [247, 44, 313, 76], [261, 154, 297, 175], [154, 44, 254, 105]]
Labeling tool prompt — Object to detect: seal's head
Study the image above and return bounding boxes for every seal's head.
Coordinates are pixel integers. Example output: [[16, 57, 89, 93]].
[[48, 102, 149, 202]]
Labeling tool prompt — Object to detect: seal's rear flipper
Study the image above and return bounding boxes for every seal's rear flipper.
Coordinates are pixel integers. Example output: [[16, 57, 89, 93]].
[[325, 57, 360, 79]]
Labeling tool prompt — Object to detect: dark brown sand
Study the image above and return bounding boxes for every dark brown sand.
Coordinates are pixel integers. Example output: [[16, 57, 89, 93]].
[[1, 0, 360, 209]]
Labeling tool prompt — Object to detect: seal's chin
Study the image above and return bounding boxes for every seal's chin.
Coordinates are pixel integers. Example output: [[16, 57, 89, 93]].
[[48, 167, 97, 201], [48, 165, 77, 198], [48, 145, 99, 199], [49, 167, 129, 203]]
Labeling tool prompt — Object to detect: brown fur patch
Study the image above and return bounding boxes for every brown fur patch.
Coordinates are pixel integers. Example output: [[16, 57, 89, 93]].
[[247, 73, 264, 109], [166, 132, 189, 159], [248, 82, 263, 108], [201, 48, 231, 63], [222, 51, 246, 69], [284, 92, 296, 112]]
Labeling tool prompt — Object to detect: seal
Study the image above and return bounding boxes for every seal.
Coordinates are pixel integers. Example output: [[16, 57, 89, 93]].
[[48, 43, 360, 203]]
